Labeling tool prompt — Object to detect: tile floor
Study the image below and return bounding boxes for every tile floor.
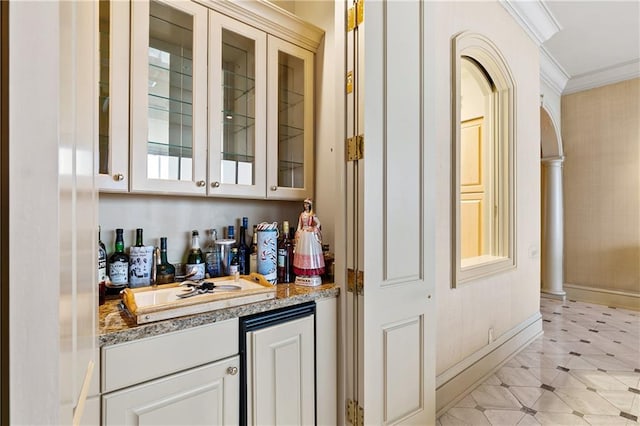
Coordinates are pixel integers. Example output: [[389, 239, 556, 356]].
[[438, 298, 640, 425]]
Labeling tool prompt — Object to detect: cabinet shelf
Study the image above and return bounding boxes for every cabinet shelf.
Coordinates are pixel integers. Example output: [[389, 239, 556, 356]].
[[148, 93, 193, 117], [147, 141, 193, 157], [278, 123, 304, 142], [149, 61, 193, 81]]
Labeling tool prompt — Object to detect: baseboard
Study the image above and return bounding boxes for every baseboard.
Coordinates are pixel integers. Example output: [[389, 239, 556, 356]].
[[564, 283, 640, 311], [435, 312, 543, 416]]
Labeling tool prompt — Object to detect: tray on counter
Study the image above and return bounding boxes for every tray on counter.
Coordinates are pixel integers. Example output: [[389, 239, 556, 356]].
[[121, 273, 276, 324]]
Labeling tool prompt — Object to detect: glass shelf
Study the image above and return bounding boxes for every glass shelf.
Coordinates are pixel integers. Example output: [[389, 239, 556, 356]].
[[149, 62, 193, 80], [148, 93, 193, 116], [278, 123, 304, 142], [222, 152, 255, 163], [147, 141, 193, 157]]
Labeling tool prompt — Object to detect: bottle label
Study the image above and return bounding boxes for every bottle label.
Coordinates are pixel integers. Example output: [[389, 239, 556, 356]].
[[129, 246, 154, 287], [228, 264, 239, 276], [109, 260, 129, 286], [205, 252, 221, 278], [185, 263, 205, 280], [278, 248, 287, 267], [98, 247, 107, 282]]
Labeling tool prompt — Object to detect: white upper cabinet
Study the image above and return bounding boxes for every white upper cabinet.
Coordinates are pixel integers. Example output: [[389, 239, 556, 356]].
[[97, 0, 130, 191], [267, 36, 315, 200], [130, 0, 209, 195], [208, 11, 267, 198]]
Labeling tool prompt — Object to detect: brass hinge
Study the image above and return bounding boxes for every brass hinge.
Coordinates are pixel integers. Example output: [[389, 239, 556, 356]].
[[346, 70, 353, 94], [347, 268, 364, 295], [346, 134, 364, 161], [347, 0, 364, 32], [346, 399, 364, 426]]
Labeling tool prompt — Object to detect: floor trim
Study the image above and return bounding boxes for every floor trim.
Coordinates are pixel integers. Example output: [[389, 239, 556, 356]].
[[435, 312, 543, 416], [564, 283, 640, 311]]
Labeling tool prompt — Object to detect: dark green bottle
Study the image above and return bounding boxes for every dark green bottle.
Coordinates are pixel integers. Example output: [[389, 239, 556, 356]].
[[156, 237, 175, 284], [186, 230, 205, 279]]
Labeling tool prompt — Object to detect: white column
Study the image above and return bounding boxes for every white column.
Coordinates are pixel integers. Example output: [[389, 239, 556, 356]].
[[541, 156, 566, 300]]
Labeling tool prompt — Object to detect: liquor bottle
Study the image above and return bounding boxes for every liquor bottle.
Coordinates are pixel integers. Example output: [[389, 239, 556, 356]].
[[229, 247, 240, 276], [237, 217, 250, 274], [156, 237, 175, 284], [204, 228, 221, 278], [108, 228, 129, 290], [249, 225, 258, 274], [98, 226, 107, 283], [129, 228, 152, 286], [278, 221, 294, 283], [186, 230, 205, 280]]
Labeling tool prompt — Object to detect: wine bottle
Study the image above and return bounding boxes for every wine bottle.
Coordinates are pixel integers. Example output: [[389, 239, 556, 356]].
[[186, 230, 205, 280], [108, 228, 129, 290], [229, 247, 240, 276], [156, 237, 176, 284], [249, 225, 258, 274], [98, 226, 107, 283], [238, 217, 250, 274], [129, 228, 152, 286], [278, 221, 294, 283]]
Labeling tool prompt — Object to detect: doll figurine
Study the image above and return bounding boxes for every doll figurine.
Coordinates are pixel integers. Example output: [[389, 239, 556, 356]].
[[293, 198, 325, 286]]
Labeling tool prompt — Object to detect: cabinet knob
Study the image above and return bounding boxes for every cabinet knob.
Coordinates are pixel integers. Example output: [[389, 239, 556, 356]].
[[196, 180, 206, 187], [270, 185, 277, 191], [211, 181, 220, 188], [113, 173, 124, 181], [227, 366, 238, 376]]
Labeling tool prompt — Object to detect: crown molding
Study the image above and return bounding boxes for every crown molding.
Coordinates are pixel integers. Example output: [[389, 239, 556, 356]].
[[540, 47, 569, 96], [563, 59, 640, 94], [500, 0, 562, 46]]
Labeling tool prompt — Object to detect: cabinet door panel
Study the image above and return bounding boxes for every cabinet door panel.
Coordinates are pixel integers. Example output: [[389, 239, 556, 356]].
[[267, 36, 314, 200], [103, 356, 239, 426], [247, 315, 315, 425], [130, 0, 208, 195], [97, 0, 129, 191], [209, 12, 267, 198]]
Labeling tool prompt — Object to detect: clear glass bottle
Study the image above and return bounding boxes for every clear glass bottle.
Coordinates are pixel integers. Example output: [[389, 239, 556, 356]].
[[186, 230, 205, 280], [108, 228, 129, 290], [278, 221, 294, 283], [205, 228, 221, 278], [156, 237, 176, 284]]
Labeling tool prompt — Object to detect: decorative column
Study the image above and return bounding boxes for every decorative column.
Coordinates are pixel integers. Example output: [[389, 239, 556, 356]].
[[541, 156, 566, 300]]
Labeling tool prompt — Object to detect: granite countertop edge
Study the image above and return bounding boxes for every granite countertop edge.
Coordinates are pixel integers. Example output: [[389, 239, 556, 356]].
[[99, 284, 339, 347]]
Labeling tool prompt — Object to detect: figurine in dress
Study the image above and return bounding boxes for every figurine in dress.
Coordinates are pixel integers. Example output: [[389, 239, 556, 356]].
[[293, 198, 325, 282]]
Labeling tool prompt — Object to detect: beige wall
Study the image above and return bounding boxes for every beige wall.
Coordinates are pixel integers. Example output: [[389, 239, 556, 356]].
[[429, 0, 541, 376], [562, 78, 640, 296]]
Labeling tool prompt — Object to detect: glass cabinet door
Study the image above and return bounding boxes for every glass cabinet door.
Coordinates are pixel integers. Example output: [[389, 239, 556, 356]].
[[130, 0, 207, 194], [209, 12, 266, 198], [97, 0, 129, 191], [267, 36, 314, 200]]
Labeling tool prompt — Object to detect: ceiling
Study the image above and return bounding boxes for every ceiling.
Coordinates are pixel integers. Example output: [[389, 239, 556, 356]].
[[503, 0, 640, 94]]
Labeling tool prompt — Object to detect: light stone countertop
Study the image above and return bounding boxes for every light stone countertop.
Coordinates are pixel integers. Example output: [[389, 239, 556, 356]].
[[99, 283, 339, 347]]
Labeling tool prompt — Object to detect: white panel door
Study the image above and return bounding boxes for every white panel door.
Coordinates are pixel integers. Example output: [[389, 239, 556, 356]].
[[247, 315, 315, 425], [103, 356, 240, 426], [350, 0, 436, 424]]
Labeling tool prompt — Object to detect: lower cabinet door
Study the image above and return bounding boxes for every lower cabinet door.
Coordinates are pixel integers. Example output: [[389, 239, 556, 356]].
[[247, 315, 315, 425], [103, 356, 239, 425]]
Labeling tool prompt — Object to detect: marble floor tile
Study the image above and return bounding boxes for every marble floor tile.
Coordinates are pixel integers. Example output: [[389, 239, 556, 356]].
[[438, 299, 640, 425]]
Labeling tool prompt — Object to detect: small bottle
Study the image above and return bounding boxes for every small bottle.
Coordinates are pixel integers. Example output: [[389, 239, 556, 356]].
[[205, 228, 221, 278], [238, 217, 250, 274], [98, 226, 107, 283], [129, 228, 151, 286], [249, 225, 258, 274], [156, 237, 175, 284], [229, 247, 240, 276], [108, 228, 129, 291], [278, 221, 294, 283], [186, 230, 205, 280]]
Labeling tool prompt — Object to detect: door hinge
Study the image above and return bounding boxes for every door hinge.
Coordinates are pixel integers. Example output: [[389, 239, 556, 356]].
[[346, 134, 364, 161], [347, 268, 364, 295], [347, 0, 364, 32], [346, 70, 354, 94], [346, 399, 364, 426]]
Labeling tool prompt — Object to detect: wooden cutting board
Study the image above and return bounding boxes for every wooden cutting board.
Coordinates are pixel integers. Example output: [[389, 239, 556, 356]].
[[121, 273, 276, 324]]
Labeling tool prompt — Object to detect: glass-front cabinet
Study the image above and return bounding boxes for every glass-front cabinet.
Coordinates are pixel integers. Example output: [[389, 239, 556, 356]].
[[267, 37, 314, 200], [130, 0, 208, 195], [208, 12, 267, 198], [97, 0, 129, 191]]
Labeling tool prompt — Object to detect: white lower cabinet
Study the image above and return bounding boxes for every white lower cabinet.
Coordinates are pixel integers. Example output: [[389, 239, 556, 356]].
[[102, 356, 239, 425], [245, 314, 315, 425]]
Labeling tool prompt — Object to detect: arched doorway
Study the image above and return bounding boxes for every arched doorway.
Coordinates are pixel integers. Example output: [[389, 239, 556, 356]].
[[540, 106, 565, 299]]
